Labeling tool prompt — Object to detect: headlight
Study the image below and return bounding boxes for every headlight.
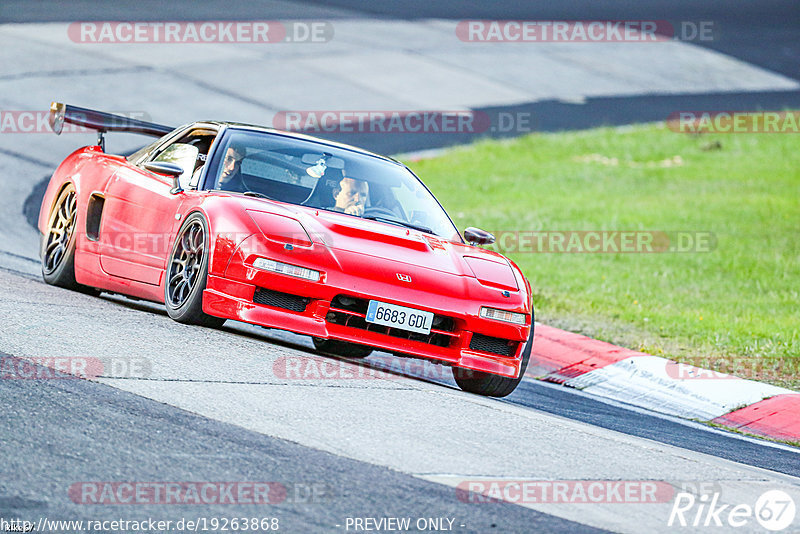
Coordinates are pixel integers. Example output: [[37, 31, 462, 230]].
[[253, 258, 321, 282], [480, 306, 526, 325]]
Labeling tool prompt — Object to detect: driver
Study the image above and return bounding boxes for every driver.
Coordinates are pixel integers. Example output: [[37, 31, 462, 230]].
[[332, 174, 369, 216], [217, 145, 246, 192]]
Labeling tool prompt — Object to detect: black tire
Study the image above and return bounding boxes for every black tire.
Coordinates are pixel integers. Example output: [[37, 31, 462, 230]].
[[164, 213, 225, 328], [453, 325, 534, 398], [41, 184, 98, 295], [313, 337, 373, 358]]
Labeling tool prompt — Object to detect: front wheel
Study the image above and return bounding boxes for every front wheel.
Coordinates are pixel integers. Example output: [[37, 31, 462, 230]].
[[452, 326, 534, 398], [164, 213, 225, 328]]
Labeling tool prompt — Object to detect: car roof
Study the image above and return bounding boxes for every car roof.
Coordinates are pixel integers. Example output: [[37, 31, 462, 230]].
[[198, 121, 403, 166]]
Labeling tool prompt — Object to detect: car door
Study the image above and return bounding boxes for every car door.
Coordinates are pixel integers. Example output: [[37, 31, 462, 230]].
[[99, 126, 218, 285]]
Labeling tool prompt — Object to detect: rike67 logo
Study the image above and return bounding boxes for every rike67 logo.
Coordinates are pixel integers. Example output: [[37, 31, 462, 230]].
[[669, 490, 796, 531]]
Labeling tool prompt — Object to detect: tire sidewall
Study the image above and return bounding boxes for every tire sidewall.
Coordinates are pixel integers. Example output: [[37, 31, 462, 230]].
[[517, 323, 534, 378], [453, 323, 534, 397], [42, 184, 78, 287], [165, 212, 211, 322]]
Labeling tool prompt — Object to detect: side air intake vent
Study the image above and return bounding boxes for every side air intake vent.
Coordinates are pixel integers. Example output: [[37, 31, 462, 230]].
[[469, 333, 517, 357], [253, 288, 309, 312], [86, 194, 105, 241]]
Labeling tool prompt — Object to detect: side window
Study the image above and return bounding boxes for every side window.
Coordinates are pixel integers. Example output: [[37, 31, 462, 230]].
[[144, 128, 217, 189], [151, 143, 199, 188], [127, 137, 162, 165]]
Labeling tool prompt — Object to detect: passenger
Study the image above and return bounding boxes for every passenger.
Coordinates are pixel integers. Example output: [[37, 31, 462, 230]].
[[368, 182, 405, 219]]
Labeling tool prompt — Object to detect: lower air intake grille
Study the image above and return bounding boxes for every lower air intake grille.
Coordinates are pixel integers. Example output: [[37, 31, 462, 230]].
[[469, 333, 516, 357], [326, 294, 457, 348], [253, 288, 309, 312]]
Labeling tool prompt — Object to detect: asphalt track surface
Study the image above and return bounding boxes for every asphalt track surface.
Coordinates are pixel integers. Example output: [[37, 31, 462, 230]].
[[2, 1, 799, 155], [3, 352, 595, 533], [2, 1, 800, 533], [4, 0, 798, 77], [2, 265, 799, 532]]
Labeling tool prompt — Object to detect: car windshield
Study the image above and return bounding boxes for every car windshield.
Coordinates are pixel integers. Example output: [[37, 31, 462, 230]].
[[206, 128, 461, 241]]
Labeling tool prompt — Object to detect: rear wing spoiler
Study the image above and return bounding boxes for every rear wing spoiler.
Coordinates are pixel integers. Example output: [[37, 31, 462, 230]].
[[48, 101, 174, 151]]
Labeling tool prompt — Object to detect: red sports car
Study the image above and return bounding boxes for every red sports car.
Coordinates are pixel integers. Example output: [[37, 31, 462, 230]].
[[39, 102, 533, 397]]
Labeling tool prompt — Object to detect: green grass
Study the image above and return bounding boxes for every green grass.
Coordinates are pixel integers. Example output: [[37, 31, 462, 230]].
[[406, 122, 800, 390]]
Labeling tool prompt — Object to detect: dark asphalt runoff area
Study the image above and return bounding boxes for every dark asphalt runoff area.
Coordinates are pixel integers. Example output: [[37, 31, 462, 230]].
[[303, 0, 800, 154], [2, 0, 797, 154], [0, 353, 601, 533]]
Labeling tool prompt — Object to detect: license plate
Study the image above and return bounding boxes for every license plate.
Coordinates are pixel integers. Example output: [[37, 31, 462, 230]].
[[365, 300, 434, 335]]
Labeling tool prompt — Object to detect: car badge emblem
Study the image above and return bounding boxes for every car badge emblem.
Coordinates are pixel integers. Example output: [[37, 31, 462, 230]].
[[396, 273, 412, 283]]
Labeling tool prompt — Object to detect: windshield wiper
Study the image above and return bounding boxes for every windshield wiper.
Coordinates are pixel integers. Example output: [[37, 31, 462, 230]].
[[362, 215, 435, 236]]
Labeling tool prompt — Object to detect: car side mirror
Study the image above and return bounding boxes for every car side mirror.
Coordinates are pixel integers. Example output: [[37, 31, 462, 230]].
[[144, 162, 184, 194], [464, 227, 495, 246]]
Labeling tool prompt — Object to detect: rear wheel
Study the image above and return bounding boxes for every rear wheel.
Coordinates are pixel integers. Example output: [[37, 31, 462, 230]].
[[313, 337, 373, 358], [453, 326, 534, 398], [41, 184, 96, 294], [164, 213, 225, 328]]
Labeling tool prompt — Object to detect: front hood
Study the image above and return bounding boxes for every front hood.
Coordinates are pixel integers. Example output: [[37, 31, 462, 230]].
[[236, 197, 524, 296]]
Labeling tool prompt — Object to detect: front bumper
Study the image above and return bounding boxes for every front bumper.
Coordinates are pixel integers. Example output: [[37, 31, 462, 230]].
[[202, 273, 528, 378]]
